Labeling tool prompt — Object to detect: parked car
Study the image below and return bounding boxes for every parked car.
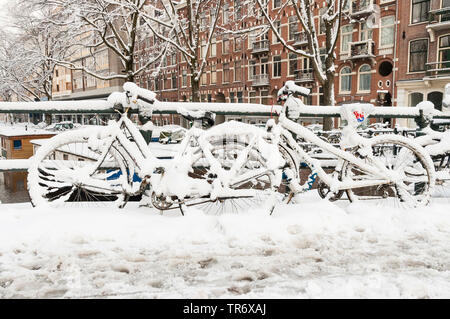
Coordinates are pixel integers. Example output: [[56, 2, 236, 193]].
[[158, 126, 187, 144], [46, 121, 74, 131]]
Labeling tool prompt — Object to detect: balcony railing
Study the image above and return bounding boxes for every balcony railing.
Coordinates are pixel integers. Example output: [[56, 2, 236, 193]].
[[351, 1, 375, 18], [293, 31, 308, 46], [251, 74, 270, 86], [425, 61, 450, 78], [428, 6, 450, 25], [349, 40, 375, 59], [251, 40, 269, 54], [294, 70, 314, 83]]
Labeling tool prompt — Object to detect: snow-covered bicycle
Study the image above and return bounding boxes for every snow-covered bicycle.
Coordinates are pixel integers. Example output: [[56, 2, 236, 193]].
[[27, 83, 284, 214], [272, 81, 436, 209], [412, 104, 450, 198]]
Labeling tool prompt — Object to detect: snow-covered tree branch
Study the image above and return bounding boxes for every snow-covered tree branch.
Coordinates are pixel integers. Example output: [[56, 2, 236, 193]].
[[256, 0, 347, 130], [0, 1, 74, 101], [141, 0, 225, 102], [30, 0, 169, 83]]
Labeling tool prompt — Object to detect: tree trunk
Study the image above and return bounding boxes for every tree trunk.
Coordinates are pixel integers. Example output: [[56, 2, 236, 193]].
[[126, 59, 135, 82], [191, 75, 200, 102], [322, 80, 334, 131]]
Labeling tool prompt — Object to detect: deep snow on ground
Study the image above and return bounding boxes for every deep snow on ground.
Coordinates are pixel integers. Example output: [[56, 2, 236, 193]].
[[0, 193, 449, 299]]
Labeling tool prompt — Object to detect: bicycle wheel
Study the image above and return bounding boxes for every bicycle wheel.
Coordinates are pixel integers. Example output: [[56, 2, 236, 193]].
[[184, 134, 283, 215], [342, 135, 435, 208], [432, 153, 450, 198], [27, 128, 133, 208], [277, 143, 300, 204]]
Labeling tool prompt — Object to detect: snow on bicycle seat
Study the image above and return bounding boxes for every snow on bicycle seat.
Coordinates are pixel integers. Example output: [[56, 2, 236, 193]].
[[340, 103, 374, 128], [177, 106, 216, 127], [123, 82, 157, 105], [280, 80, 311, 97]]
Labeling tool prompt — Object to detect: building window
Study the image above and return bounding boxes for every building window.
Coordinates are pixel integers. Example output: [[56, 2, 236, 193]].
[[380, 16, 395, 48], [261, 90, 270, 105], [201, 71, 207, 86], [442, 0, 450, 21], [439, 35, 450, 69], [341, 24, 353, 53], [223, 63, 230, 83], [223, 4, 229, 24], [182, 70, 187, 87], [289, 53, 298, 76], [223, 38, 230, 54], [409, 39, 428, 72], [273, 21, 281, 43], [172, 74, 178, 88], [234, 61, 242, 82], [288, 16, 298, 41], [200, 40, 206, 58], [211, 38, 216, 57], [63, 154, 69, 160], [409, 92, 424, 107], [235, 37, 243, 51], [261, 58, 269, 75], [230, 92, 235, 103], [249, 91, 258, 104], [343, 0, 350, 11], [237, 92, 243, 103], [411, 0, 430, 24], [319, 8, 327, 35], [273, 55, 282, 77], [273, 0, 281, 9], [235, 0, 242, 20], [360, 22, 373, 41], [249, 60, 257, 79], [358, 64, 372, 92], [340, 67, 352, 93], [13, 140, 22, 150], [211, 65, 217, 84]]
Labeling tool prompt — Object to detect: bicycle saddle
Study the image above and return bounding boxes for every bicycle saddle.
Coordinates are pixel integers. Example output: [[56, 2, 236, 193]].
[[177, 106, 216, 128], [278, 80, 311, 98]]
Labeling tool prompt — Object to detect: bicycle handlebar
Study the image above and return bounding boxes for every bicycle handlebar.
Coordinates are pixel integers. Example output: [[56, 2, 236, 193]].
[[136, 95, 155, 105]]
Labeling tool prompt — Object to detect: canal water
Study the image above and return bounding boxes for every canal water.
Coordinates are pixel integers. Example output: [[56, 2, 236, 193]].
[[0, 172, 31, 204]]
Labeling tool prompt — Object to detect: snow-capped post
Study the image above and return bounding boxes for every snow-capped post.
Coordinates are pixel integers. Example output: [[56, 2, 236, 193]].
[[140, 0, 224, 102], [29, 0, 170, 84], [256, 0, 347, 131]]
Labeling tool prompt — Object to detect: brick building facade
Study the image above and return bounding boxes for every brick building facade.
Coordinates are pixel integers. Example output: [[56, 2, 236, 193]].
[[134, 0, 450, 128]]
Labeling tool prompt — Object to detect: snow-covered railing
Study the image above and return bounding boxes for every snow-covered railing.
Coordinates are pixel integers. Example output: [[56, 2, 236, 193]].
[[0, 100, 449, 122], [0, 100, 281, 117]]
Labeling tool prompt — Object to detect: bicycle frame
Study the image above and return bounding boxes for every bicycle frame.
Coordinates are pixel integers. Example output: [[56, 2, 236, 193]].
[[277, 96, 401, 193], [90, 110, 280, 203]]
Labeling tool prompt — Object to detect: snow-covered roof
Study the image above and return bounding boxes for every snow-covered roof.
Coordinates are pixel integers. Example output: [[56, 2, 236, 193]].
[[0, 124, 57, 138]]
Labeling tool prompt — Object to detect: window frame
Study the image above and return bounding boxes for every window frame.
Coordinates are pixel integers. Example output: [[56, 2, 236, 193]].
[[13, 139, 22, 150], [410, 0, 431, 25], [339, 66, 352, 94], [379, 16, 396, 49], [273, 55, 282, 78], [357, 64, 372, 93], [408, 38, 429, 73]]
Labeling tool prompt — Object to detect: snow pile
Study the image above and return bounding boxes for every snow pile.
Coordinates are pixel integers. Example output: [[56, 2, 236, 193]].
[[0, 194, 449, 299]]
